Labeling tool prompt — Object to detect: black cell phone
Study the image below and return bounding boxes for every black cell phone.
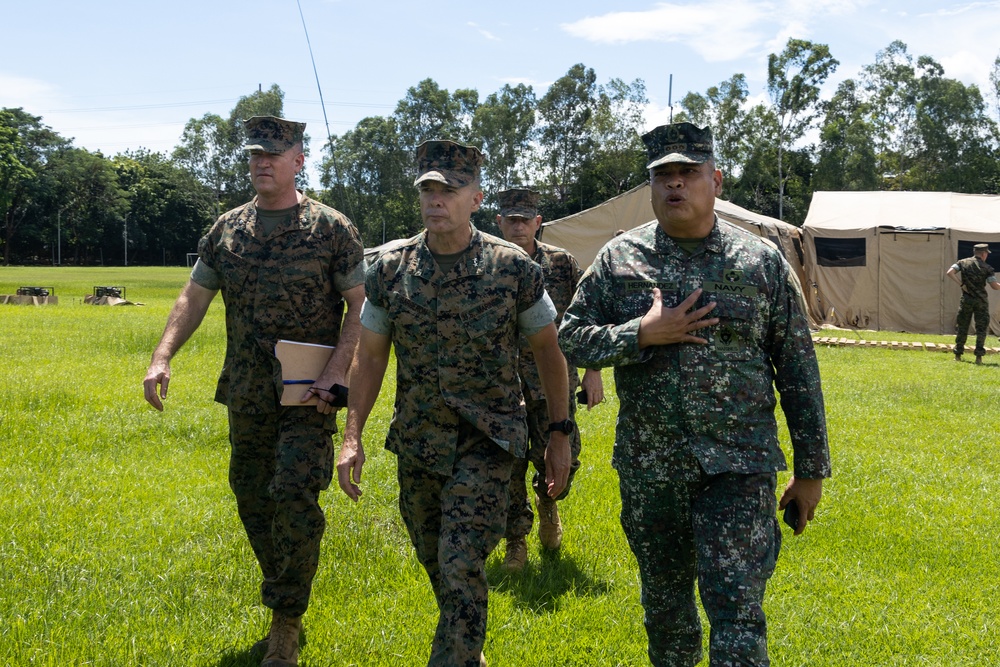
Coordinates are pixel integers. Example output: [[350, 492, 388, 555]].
[[576, 389, 588, 405], [782, 500, 800, 530], [326, 383, 349, 408]]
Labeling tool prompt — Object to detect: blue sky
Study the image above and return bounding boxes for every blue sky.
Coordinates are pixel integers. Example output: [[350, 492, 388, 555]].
[[4, 0, 1000, 186]]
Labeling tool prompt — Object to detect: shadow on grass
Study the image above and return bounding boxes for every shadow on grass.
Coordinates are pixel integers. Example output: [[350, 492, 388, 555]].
[[210, 630, 310, 667], [486, 548, 610, 612]]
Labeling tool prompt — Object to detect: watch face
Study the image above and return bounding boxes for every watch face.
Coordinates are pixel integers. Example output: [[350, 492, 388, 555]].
[[549, 419, 574, 434]]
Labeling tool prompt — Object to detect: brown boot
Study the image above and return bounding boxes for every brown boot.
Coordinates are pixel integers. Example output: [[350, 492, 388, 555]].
[[954, 353, 962, 362], [503, 536, 527, 571], [261, 610, 301, 667], [536, 495, 563, 550]]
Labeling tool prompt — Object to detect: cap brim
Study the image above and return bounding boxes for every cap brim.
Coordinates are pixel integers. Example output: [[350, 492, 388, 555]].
[[500, 208, 537, 219], [646, 152, 710, 170], [245, 144, 283, 154], [414, 170, 471, 188]]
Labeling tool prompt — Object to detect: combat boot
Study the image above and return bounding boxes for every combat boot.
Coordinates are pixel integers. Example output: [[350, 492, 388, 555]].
[[261, 610, 301, 667], [976, 355, 984, 365], [954, 353, 962, 362], [503, 536, 527, 571], [536, 495, 563, 550]]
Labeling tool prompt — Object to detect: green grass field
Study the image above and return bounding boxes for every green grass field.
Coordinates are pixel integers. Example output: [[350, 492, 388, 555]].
[[2, 266, 999, 666]]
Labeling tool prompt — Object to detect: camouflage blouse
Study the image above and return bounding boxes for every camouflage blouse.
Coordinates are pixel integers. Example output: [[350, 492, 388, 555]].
[[518, 241, 582, 402], [559, 218, 831, 481], [366, 227, 547, 474], [197, 195, 365, 414]]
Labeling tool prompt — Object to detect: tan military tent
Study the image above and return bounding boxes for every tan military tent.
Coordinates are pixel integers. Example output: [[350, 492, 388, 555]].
[[539, 183, 818, 323], [802, 191, 1000, 335]]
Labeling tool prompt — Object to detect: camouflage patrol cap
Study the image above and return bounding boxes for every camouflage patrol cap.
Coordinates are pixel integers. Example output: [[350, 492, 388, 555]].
[[498, 188, 540, 218], [414, 140, 483, 188], [243, 116, 306, 154], [642, 122, 714, 169], [974, 243, 991, 254]]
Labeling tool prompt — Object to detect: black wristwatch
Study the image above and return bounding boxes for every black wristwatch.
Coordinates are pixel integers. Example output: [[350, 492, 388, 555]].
[[546, 419, 575, 435]]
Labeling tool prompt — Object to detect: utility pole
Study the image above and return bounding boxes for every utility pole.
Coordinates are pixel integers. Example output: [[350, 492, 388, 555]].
[[668, 74, 674, 123], [123, 213, 129, 267]]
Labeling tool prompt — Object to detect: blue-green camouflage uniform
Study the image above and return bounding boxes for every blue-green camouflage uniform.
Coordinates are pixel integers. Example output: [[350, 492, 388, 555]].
[[952, 256, 996, 357], [364, 226, 549, 667], [195, 194, 365, 616], [559, 218, 830, 667], [506, 240, 583, 540]]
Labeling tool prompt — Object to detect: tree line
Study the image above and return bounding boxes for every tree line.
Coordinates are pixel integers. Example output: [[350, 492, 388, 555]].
[[3, 39, 1000, 266]]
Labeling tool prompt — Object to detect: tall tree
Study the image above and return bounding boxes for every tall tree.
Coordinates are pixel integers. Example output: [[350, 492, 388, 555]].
[[989, 53, 1000, 125], [581, 77, 649, 202], [723, 104, 784, 218], [393, 79, 476, 151], [767, 39, 838, 219], [171, 113, 229, 217], [0, 108, 70, 265], [859, 40, 921, 186], [172, 84, 287, 213], [51, 148, 129, 264], [905, 56, 1000, 193], [681, 74, 751, 179], [537, 64, 598, 213], [857, 42, 1000, 192], [321, 116, 417, 245], [470, 84, 537, 194], [114, 150, 215, 265], [814, 79, 880, 191]]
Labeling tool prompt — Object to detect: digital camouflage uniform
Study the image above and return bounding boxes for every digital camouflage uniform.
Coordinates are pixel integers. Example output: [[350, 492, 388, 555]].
[[506, 239, 583, 540], [952, 254, 996, 357], [364, 225, 549, 667], [196, 193, 365, 616], [559, 218, 831, 667]]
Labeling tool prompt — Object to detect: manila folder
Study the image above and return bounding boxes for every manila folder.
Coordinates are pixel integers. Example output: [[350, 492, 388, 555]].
[[275, 339, 335, 406]]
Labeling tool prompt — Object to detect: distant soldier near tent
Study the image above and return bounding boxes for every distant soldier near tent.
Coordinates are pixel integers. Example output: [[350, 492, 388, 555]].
[[946, 243, 1000, 364], [143, 116, 366, 667]]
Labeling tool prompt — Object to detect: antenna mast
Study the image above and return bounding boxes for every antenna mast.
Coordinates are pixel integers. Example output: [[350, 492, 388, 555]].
[[668, 74, 674, 123], [296, 0, 354, 220]]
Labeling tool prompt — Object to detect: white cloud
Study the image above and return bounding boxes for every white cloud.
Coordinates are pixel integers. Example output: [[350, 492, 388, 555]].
[[0, 72, 60, 110], [560, 1, 877, 63], [467, 22, 500, 42], [560, 2, 768, 62], [917, 0, 1000, 18]]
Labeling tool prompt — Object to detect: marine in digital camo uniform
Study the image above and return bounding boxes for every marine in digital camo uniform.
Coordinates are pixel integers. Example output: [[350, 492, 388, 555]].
[[558, 122, 831, 667], [143, 116, 366, 667], [336, 141, 571, 667], [494, 187, 605, 571], [946, 243, 999, 364]]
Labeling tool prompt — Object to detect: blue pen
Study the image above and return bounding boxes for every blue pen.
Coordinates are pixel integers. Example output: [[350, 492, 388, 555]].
[[283, 379, 316, 385]]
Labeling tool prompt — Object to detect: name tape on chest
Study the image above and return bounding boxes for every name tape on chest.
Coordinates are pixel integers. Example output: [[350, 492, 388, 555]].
[[624, 270, 757, 297]]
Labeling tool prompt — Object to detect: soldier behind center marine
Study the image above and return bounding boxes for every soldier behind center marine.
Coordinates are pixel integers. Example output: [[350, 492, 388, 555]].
[[494, 187, 606, 572], [143, 116, 367, 667], [558, 122, 831, 667], [336, 140, 573, 667]]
